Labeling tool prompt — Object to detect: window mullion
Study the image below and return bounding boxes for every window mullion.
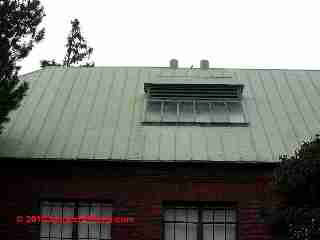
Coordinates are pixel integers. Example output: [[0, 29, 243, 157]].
[[177, 102, 180, 122], [225, 102, 230, 123], [198, 208, 202, 240], [193, 100, 196, 123], [160, 101, 164, 122], [72, 202, 79, 240]]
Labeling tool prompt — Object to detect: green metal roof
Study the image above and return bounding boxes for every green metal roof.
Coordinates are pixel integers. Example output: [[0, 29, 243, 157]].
[[0, 66, 320, 162]]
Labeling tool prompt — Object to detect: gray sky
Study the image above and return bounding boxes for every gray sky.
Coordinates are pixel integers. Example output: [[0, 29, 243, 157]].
[[19, 0, 320, 74]]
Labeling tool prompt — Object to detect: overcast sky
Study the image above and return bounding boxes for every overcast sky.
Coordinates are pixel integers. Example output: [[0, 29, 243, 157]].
[[19, 0, 320, 74]]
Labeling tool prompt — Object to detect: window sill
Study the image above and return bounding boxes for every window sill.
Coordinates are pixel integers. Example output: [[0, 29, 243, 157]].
[[141, 121, 249, 127]]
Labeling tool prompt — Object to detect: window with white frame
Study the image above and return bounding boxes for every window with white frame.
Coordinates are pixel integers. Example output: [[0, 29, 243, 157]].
[[163, 205, 237, 240], [143, 83, 248, 126], [40, 201, 112, 240]]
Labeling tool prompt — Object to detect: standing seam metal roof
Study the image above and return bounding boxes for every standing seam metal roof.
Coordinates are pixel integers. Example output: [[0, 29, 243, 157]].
[[1, 66, 320, 162]]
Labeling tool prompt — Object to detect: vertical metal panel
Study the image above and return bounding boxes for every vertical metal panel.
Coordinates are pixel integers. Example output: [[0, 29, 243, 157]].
[[285, 71, 317, 135], [111, 69, 141, 159], [45, 68, 92, 158], [126, 69, 151, 160], [175, 127, 192, 160], [262, 70, 299, 154], [61, 68, 98, 159], [236, 70, 271, 161], [14, 68, 66, 157], [247, 70, 282, 161], [30, 68, 80, 158], [94, 69, 126, 159], [79, 68, 114, 159]]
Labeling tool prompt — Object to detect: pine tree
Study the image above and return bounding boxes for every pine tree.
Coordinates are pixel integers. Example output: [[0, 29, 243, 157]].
[[0, 0, 45, 135], [63, 18, 93, 67], [40, 18, 94, 68]]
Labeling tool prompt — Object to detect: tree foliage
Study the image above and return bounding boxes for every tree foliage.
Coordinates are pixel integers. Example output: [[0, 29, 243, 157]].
[[40, 18, 94, 68], [0, 0, 45, 134], [268, 134, 320, 240]]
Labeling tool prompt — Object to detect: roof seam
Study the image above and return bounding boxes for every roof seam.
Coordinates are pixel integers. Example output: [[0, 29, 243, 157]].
[[60, 68, 93, 157], [270, 70, 299, 146], [259, 71, 289, 154], [283, 71, 313, 137], [17, 69, 56, 156], [77, 68, 104, 159], [299, 71, 320, 126], [110, 69, 129, 159], [246, 71, 275, 160]]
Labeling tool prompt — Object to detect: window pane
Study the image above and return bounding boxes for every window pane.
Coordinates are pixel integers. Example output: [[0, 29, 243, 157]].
[[50, 203, 62, 238], [226, 210, 236, 222], [61, 205, 74, 238], [163, 101, 178, 122], [175, 223, 186, 240], [226, 224, 236, 240], [145, 100, 161, 122], [214, 224, 225, 240], [165, 209, 175, 221], [101, 223, 111, 239], [228, 102, 245, 123], [203, 224, 213, 240], [187, 223, 197, 240], [212, 102, 229, 122], [214, 210, 225, 222], [187, 209, 198, 222], [202, 210, 213, 223], [195, 102, 211, 123], [165, 223, 175, 240], [88, 204, 100, 238], [179, 101, 194, 122], [40, 223, 50, 238], [176, 208, 186, 222]]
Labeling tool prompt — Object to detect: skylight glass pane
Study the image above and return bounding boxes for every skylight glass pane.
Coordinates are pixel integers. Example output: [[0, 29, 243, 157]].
[[145, 100, 161, 122], [228, 102, 245, 123], [195, 101, 211, 123], [212, 102, 229, 122], [163, 101, 178, 122], [179, 101, 194, 122]]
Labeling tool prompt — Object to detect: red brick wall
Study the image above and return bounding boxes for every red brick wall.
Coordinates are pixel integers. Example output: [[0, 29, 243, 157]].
[[2, 163, 277, 240]]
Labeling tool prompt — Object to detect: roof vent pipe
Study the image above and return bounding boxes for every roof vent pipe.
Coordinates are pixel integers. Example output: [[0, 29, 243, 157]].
[[200, 59, 209, 70], [169, 59, 178, 69]]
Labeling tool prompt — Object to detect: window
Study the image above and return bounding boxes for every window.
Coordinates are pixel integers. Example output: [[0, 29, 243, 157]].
[[143, 83, 248, 126], [163, 205, 237, 240], [40, 201, 112, 240], [143, 99, 247, 125]]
